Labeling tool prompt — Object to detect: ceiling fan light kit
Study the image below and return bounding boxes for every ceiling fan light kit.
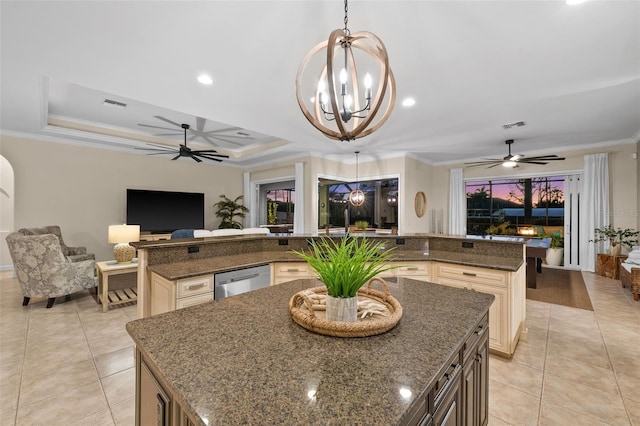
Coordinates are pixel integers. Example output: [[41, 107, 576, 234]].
[[295, 0, 396, 142], [465, 139, 566, 169]]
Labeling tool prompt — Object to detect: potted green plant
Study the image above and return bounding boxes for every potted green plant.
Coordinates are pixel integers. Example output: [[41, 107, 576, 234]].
[[267, 202, 278, 225], [545, 233, 564, 267], [292, 236, 398, 322], [590, 225, 639, 256], [355, 220, 369, 231], [213, 194, 249, 229]]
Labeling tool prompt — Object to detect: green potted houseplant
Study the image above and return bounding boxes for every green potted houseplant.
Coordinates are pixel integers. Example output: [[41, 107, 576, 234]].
[[213, 194, 249, 229], [292, 236, 398, 322], [545, 233, 564, 267], [590, 225, 639, 256]]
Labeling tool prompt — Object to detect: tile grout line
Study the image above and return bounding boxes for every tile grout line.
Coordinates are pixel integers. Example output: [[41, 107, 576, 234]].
[[587, 272, 635, 426], [77, 306, 119, 426], [13, 304, 30, 426]]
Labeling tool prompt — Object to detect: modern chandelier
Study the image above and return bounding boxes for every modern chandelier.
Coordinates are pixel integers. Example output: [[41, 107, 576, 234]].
[[295, 0, 396, 142], [349, 151, 365, 206]]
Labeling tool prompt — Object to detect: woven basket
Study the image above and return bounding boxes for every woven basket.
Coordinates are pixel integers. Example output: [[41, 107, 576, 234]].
[[288, 277, 403, 337]]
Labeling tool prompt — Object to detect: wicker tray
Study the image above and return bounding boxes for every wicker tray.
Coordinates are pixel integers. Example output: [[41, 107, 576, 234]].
[[288, 277, 403, 337]]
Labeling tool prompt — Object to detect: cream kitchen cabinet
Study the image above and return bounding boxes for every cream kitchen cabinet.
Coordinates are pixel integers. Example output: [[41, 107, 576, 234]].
[[271, 262, 318, 285], [150, 273, 213, 316], [395, 261, 432, 282], [433, 262, 525, 357]]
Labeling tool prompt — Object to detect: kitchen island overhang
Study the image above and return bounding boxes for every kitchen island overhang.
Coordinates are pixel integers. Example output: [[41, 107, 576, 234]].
[[127, 277, 494, 425]]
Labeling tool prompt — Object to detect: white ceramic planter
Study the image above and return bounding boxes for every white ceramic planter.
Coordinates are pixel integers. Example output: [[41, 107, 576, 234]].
[[325, 295, 358, 322], [545, 248, 564, 267]]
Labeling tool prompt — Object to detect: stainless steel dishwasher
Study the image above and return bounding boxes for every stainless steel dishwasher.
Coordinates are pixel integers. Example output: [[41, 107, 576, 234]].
[[214, 264, 271, 300]]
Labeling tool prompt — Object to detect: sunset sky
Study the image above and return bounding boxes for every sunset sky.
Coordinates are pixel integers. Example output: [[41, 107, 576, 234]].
[[466, 177, 565, 204]]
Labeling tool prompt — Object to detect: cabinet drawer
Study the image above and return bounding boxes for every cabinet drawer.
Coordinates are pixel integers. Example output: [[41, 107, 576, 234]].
[[176, 292, 213, 310], [273, 263, 317, 278], [177, 275, 213, 298], [396, 262, 431, 277], [437, 264, 507, 286]]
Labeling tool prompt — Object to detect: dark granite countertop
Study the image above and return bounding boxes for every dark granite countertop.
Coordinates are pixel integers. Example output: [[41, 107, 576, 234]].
[[147, 249, 523, 281], [126, 278, 495, 426]]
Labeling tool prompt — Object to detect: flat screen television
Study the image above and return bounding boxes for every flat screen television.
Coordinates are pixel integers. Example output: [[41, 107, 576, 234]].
[[126, 189, 204, 233]]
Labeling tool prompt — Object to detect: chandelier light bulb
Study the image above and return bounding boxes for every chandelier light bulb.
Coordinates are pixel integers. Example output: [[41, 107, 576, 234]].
[[344, 94, 353, 109], [339, 68, 348, 84]]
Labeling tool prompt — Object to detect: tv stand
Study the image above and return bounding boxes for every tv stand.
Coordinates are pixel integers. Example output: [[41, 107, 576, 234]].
[[139, 233, 172, 242]]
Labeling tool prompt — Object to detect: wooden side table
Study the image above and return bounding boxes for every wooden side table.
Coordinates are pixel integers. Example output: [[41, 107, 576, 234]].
[[96, 259, 138, 312], [596, 254, 627, 279]]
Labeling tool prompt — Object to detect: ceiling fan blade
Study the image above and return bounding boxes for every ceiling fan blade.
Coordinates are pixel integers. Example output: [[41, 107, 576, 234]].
[[171, 154, 181, 160], [142, 142, 179, 150], [153, 116, 182, 128], [519, 160, 550, 165], [525, 156, 565, 161], [191, 155, 203, 163], [196, 155, 223, 162], [191, 149, 221, 153], [197, 152, 229, 160], [487, 163, 503, 169], [464, 160, 501, 166], [202, 126, 242, 134], [137, 123, 181, 132]]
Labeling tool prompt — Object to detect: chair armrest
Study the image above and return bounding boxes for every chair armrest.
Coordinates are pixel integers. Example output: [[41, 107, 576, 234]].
[[47, 260, 97, 295]]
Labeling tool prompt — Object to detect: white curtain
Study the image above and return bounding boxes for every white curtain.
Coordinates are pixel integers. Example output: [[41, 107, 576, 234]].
[[293, 162, 304, 234], [579, 153, 609, 272], [243, 172, 254, 228], [449, 168, 466, 235]]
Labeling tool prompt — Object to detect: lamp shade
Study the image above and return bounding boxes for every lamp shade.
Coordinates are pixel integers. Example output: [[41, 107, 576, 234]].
[[108, 225, 140, 244]]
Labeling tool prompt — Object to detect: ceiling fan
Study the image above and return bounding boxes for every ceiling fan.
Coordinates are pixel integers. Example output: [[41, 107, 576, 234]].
[[137, 123, 230, 163], [464, 139, 565, 169], [139, 116, 253, 147]]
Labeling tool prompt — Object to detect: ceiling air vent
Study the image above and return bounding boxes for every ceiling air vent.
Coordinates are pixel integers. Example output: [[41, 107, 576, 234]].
[[502, 121, 526, 129], [103, 99, 127, 108]]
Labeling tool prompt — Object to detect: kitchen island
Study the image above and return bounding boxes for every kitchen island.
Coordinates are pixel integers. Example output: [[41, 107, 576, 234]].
[[126, 277, 495, 425]]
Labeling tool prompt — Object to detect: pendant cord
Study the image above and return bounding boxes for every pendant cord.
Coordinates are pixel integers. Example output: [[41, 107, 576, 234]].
[[343, 0, 349, 35]]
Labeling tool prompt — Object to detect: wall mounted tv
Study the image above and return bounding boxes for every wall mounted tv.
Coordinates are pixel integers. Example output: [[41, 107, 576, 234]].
[[126, 189, 204, 233]]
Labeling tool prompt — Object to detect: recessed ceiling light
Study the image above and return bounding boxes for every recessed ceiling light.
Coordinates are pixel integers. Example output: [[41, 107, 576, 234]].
[[566, 0, 586, 5], [197, 74, 214, 85], [402, 98, 416, 107]]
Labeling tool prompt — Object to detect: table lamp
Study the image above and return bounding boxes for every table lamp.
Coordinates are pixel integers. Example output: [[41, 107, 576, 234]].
[[108, 224, 140, 263]]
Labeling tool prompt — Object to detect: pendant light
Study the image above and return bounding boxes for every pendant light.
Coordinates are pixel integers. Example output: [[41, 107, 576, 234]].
[[349, 151, 365, 206], [295, 0, 396, 142]]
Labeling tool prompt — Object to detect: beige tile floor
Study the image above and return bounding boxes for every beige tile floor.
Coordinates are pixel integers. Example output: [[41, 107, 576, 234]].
[[1, 270, 638, 425]]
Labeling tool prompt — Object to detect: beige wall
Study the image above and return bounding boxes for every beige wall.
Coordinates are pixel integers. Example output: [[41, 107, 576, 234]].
[[429, 142, 638, 234], [0, 135, 243, 264]]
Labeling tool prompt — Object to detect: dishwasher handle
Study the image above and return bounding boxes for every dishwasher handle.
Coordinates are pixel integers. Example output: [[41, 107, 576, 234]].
[[217, 273, 260, 284]]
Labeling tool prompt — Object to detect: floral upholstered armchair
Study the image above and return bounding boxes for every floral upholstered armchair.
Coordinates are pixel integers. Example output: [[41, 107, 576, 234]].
[[5, 232, 97, 308], [17, 225, 95, 262]]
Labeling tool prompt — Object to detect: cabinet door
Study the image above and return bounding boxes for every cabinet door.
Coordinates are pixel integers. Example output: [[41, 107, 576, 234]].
[[140, 361, 170, 426], [462, 360, 476, 426], [476, 330, 489, 426], [471, 282, 507, 354], [433, 367, 462, 426]]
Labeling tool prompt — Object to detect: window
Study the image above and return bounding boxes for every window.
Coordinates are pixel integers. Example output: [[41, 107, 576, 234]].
[[318, 178, 398, 230], [466, 176, 565, 235]]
